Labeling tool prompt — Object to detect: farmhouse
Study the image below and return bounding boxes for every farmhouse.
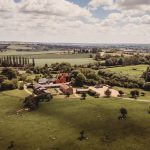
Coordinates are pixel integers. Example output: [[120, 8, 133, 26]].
[[55, 73, 69, 83], [43, 82, 70, 88], [60, 84, 73, 95]]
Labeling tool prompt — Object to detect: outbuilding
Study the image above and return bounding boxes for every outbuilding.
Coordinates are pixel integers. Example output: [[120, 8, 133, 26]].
[[60, 84, 73, 95], [76, 88, 89, 94], [38, 78, 49, 84]]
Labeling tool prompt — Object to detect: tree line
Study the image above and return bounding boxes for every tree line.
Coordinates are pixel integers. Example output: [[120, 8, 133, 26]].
[[0, 56, 35, 67]]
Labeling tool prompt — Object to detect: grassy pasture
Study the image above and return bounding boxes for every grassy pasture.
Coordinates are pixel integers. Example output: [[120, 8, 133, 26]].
[[106, 65, 148, 77], [35, 58, 94, 66], [0, 50, 95, 66], [0, 90, 150, 150], [114, 86, 150, 100], [0, 50, 51, 56], [25, 53, 91, 59], [0, 50, 91, 59]]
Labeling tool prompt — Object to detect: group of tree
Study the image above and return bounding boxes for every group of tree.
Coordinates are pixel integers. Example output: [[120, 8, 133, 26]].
[[0, 56, 35, 67], [23, 93, 53, 110], [143, 66, 150, 91], [29, 65, 52, 78], [104, 55, 150, 67], [51, 62, 72, 72], [93, 54, 150, 68], [98, 69, 144, 89], [144, 66, 150, 82], [0, 68, 18, 91], [70, 68, 100, 87], [130, 90, 140, 99]]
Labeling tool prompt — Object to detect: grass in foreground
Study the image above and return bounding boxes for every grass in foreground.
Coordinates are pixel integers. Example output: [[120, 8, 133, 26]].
[[0, 90, 150, 150]]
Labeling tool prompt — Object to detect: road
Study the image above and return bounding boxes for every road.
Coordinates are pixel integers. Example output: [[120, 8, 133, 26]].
[[24, 85, 32, 95], [23, 84, 150, 103]]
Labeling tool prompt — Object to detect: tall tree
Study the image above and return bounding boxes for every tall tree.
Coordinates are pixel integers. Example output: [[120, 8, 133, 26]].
[[19, 56, 22, 66], [32, 58, 35, 67], [25, 58, 27, 65], [22, 57, 25, 66]]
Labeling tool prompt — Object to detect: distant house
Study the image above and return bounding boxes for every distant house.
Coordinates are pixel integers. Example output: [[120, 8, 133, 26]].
[[33, 83, 50, 95], [55, 73, 69, 84], [38, 78, 50, 84], [60, 84, 73, 95], [33, 83, 41, 90]]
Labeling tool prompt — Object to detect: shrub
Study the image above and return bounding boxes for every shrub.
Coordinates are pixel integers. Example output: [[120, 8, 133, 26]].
[[143, 82, 150, 91], [86, 79, 98, 86], [1, 68, 17, 80], [105, 89, 111, 97], [81, 93, 87, 100], [0, 80, 18, 91], [88, 89, 96, 96], [0, 75, 7, 83], [75, 73, 86, 87], [19, 81, 24, 90], [119, 107, 128, 119], [118, 90, 124, 97], [130, 90, 140, 98]]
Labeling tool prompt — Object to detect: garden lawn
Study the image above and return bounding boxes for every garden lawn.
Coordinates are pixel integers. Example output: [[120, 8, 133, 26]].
[[0, 91, 150, 150]]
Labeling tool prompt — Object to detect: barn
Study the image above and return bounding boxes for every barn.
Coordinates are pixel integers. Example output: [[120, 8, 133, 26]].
[[60, 84, 73, 95]]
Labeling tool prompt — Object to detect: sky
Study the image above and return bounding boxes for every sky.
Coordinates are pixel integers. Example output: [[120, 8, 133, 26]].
[[0, 0, 150, 43]]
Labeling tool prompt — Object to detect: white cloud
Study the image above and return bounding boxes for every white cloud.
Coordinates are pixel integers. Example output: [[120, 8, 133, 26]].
[[0, 0, 149, 43], [18, 0, 92, 19], [116, 0, 150, 11]]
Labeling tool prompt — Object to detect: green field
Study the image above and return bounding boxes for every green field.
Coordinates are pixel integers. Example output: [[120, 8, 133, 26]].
[[106, 65, 148, 77], [0, 50, 91, 59], [0, 50, 95, 66], [114, 87, 150, 100], [0, 50, 52, 56], [0, 90, 150, 150], [35, 58, 95, 66], [26, 53, 91, 59]]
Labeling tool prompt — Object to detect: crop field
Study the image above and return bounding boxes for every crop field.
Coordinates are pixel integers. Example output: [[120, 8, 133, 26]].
[[106, 65, 148, 77], [35, 58, 95, 66], [0, 90, 150, 150]]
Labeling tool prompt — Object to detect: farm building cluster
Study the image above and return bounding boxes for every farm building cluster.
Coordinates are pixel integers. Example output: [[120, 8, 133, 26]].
[[26, 73, 119, 98]]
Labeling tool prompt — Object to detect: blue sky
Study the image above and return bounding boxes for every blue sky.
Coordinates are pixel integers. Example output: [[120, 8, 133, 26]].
[[0, 0, 149, 43], [68, 0, 90, 7], [14, 0, 21, 3]]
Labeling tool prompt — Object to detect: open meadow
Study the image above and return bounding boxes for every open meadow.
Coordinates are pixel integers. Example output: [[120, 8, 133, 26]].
[[0, 50, 95, 66], [106, 65, 148, 77], [35, 58, 94, 66], [0, 50, 91, 59], [0, 90, 150, 150]]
